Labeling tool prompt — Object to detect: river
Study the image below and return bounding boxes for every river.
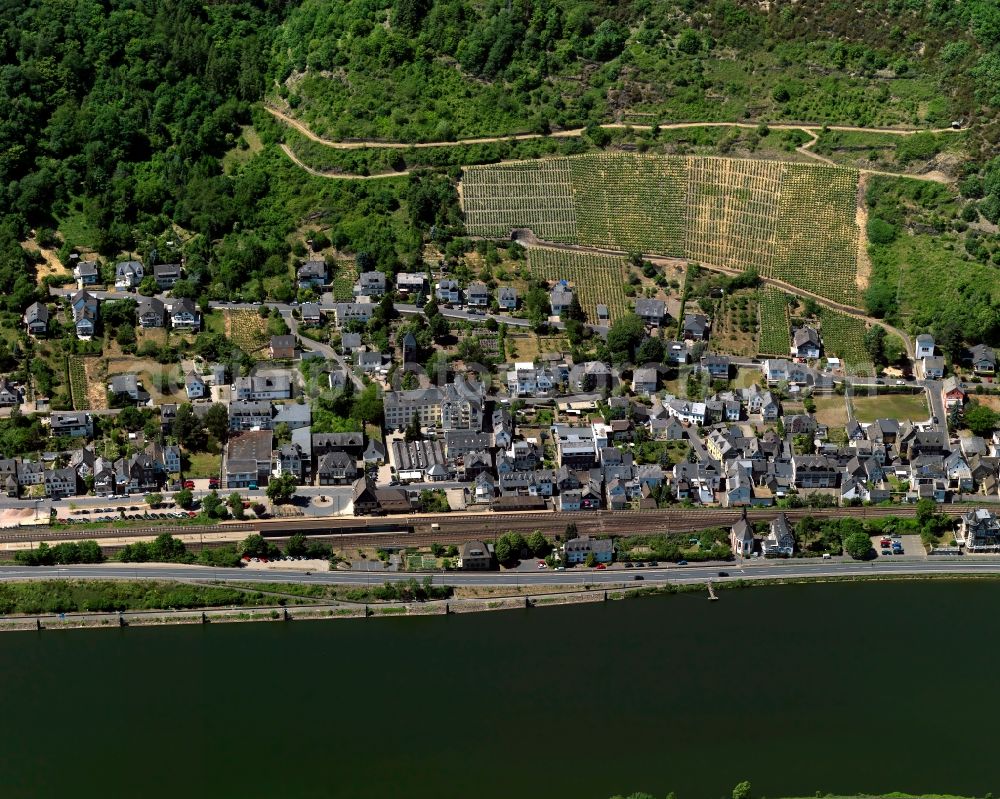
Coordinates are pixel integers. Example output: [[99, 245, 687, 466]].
[[1, 581, 995, 798]]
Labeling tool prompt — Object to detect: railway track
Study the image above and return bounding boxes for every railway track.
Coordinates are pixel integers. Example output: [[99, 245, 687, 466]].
[[0, 505, 971, 547]]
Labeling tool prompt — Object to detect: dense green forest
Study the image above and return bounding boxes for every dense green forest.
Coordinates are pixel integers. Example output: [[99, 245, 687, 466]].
[[1, 0, 999, 345], [272, 0, 1000, 142]]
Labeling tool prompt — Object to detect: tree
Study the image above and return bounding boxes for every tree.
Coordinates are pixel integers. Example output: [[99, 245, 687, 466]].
[[636, 336, 665, 364], [144, 493, 163, 507], [584, 552, 597, 567], [863, 324, 887, 365], [228, 492, 245, 520], [352, 384, 383, 426], [732, 781, 752, 799], [916, 497, 936, 526], [266, 472, 298, 504], [175, 488, 193, 510], [527, 530, 549, 557], [174, 403, 206, 451], [285, 533, 307, 557], [204, 403, 229, 443], [495, 536, 512, 565], [607, 313, 646, 359], [843, 530, 872, 560], [964, 402, 1000, 436], [201, 490, 223, 518], [561, 293, 586, 323], [239, 534, 268, 558]]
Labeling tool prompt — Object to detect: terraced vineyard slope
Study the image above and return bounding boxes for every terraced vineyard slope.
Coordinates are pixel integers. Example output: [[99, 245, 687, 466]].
[[463, 154, 861, 305]]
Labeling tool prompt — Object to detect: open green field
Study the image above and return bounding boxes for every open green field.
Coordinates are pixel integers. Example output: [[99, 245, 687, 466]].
[[526, 248, 633, 324], [814, 395, 849, 427], [851, 393, 928, 423], [463, 154, 861, 304], [184, 451, 221, 479]]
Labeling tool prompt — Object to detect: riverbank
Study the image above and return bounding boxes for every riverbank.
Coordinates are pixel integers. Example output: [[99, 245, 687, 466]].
[[3, 572, 1000, 632]]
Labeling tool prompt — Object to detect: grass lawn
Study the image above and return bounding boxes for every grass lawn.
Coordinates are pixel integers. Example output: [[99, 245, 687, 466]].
[[732, 367, 763, 389], [203, 310, 225, 335], [505, 334, 539, 362], [184, 451, 222, 478], [851, 393, 928, 422], [814, 395, 849, 426]]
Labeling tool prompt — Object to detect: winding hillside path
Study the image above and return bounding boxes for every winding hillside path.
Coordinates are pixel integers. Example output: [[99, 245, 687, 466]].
[[269, 104, 957, 184]]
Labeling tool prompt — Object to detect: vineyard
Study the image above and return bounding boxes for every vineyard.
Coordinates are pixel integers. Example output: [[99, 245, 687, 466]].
[[332, 262, 358, 302], [462, 159, 578, 242], [67, 356, 90, 410], [226, 310, 269, 356], [526, 248, 633, 323], [462, 154, 861, 305], [757, 289, 792, 356], [819, 308, 873, 374]]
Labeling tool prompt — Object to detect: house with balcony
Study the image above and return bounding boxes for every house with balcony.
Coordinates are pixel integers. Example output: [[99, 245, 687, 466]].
[[137, 297, 165, 328], [153, 263, 181, 290], [297, 260, 327, 289], [23, 302, 48, 336], [168, 298, 200, 331], [114, 260, 144, 289], [353, 270, 386, 298], [74, 260, 99, 286]]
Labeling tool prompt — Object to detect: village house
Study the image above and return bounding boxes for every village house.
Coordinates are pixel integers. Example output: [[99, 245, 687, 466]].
[[396, 272, 427, 295], [74, 260, 99, 286], [435, 280, 461, 304], [168, 298, 200, 330], [634, 298, 666, 327], [549, 283, 573, 316], [229, 400, 274, 431], [920, 356, 945, 380], [153, 263, 181, 290], [458, 541, 493, 570], [0, 377, 21, 407], [269, 335, 296, 360], [683, 313, 710, 340], [300, 302, 321, 325], [632, 367, 658, 396], [761, 513, 795, 557], [331, 301, 374, 327], [466, 281, 489, 308], [959, 508, 1000, 552], [701, 355, 730, 381], [233, 374, 292, 401], [70, 290, 98, 339], [107, 374, 144, 404], [50, 411, 93, 438], [791, 327, 821, 359], [915, 334, 935, 359], [224, 430, 273, 489], [317, 450, 358, 485], [114, 260, 143, 289], [23, 302, 48, 336], [297, 260, 327, 289], [353, 270, 387, 297], [563, 535, 613, 564], [185, 372, 207, 400], [498, 286, 518, 311], [970, 344, 997, 376], [136, 296, 165, 328]]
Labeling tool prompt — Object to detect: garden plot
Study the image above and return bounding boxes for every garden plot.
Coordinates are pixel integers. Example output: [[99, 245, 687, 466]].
[[758, 289, 791, 356]]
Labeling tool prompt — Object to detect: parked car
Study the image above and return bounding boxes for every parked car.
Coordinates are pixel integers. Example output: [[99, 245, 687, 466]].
[[676, 560, 688, 566], [881, 549, 891, 556], [183, 480, 195, 489]]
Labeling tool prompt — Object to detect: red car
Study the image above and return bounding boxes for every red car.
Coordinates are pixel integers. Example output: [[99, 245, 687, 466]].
[[183, 480, 195, 489], [595, 563, 607, 570]]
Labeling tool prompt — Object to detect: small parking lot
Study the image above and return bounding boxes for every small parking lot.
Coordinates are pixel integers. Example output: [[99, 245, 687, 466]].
[[870, 533, 924, 558]]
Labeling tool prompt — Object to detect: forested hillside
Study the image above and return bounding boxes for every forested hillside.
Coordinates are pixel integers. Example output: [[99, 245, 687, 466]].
[[271, 0, 1000, 143], [0, 0, 999, 342]]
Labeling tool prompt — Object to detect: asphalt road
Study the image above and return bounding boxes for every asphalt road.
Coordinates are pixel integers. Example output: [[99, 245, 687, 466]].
[[5, 558, 1000, 587]]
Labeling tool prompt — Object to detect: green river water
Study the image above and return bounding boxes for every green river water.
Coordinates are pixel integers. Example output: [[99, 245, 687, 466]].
[[1, 580, 996, 798]]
